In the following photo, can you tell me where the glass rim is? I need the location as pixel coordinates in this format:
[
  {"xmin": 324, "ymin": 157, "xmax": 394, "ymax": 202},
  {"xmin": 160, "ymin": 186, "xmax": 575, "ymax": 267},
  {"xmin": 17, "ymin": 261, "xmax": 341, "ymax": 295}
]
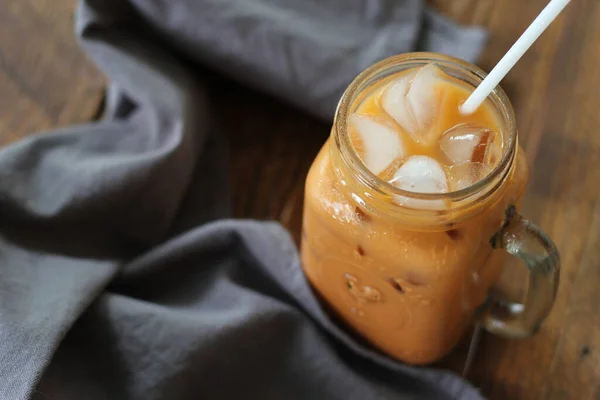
[{"xmin": 333, "ymin": 52, "xmax": 517, "ymax": 202}]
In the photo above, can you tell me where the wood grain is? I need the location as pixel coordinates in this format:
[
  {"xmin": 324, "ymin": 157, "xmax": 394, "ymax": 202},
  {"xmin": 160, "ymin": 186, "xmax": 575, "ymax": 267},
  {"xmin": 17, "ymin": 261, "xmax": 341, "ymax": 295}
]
[
  {"xmin": 213, "ymin": 82, "xmax": 328, "ymax": 245},
  {"xmin": 2, "ymin": 0, "xmax": 599, "ymax": 399},
  {"xmin": 0, "ymin": 0, "xmax": 105, "ymax": 147},
  {"xmin": 428, "ymin": 0, "xmax": 494, "ymax": 26}
]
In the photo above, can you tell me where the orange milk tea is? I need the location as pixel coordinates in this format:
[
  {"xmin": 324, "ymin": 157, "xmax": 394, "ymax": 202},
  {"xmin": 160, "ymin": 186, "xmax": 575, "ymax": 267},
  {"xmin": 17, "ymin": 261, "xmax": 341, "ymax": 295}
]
[{"xmin": 301, "ymin": 63, "xmax": 529, "ymax": 364}]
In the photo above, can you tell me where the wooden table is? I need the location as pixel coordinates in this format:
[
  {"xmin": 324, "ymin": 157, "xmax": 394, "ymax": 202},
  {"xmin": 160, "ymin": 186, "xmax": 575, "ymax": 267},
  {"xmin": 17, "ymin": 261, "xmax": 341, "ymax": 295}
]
[{"xmin": 2, "ymin": 0, "xmax": 599, "ymax": 399}]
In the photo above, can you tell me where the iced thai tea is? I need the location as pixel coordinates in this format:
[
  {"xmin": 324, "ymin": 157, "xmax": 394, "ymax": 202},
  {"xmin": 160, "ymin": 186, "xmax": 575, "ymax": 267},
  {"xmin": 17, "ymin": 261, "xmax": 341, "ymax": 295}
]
[{"xmin": 300, "ymin": 55, "xmax": 541, "ymax": 365}]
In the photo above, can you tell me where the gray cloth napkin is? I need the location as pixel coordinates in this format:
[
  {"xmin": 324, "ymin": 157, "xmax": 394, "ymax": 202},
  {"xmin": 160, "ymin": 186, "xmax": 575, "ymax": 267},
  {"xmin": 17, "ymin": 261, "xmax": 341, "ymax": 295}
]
[{"xmin": 0, "ymin": 0, "xmax": 487, "ymax": 399}]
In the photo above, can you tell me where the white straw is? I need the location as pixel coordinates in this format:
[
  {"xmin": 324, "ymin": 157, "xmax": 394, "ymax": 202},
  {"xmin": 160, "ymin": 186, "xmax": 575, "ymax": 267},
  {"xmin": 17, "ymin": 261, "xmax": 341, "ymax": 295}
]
[{"xmin": 460, "ymin": 0, "xmax": 572, "ymax": 115}]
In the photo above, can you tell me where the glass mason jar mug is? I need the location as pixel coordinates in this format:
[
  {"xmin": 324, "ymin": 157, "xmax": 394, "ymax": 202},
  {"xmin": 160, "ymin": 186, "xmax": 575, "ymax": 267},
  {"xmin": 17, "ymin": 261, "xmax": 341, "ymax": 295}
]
[{"xmin": 300, "ymin": 53, "xmax": 560, "ymax": 365}]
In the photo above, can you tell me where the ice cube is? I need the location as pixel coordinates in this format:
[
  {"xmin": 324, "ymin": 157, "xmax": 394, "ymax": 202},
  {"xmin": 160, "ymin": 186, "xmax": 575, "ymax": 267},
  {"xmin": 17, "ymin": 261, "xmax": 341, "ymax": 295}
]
[
  {"xmin": 488, "ymin": 142, "xmax": 502, "ymax": 165},
  {"xmin": 439, "ymin": 124, "xmax": 495, "ymax": 165},
  {"xmin": 390, "ymin": 155, "xmax": 448, "ymax": 209},
  {"xmin": 382, "ymin": 64, "xmax": 445, "ymax": 145},
  {"xmin": 350, "ymin": 114, "xmax": 405, "ymax": 175},
  {"xmin": 447, "ymin": 162, "xmax": 493, "ymax": 191}
]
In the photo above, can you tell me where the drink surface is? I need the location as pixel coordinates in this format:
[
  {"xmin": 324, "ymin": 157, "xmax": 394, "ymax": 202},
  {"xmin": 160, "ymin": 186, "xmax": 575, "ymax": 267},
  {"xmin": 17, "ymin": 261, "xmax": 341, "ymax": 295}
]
[
  {"xmin": 301, "ymin": 63, "xmax": 529, "ymax": 364},
  {"xmin": 349, "ymin": 64, "xmax": 503, "ymax": 198}
]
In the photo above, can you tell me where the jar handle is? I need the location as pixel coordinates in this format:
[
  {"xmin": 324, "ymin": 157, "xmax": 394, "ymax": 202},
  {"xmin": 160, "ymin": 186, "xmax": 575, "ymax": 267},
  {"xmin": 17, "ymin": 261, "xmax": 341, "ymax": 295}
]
[{"xmin": 480, "ymin": 205, "xmax": 560, "ymax": 338}]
